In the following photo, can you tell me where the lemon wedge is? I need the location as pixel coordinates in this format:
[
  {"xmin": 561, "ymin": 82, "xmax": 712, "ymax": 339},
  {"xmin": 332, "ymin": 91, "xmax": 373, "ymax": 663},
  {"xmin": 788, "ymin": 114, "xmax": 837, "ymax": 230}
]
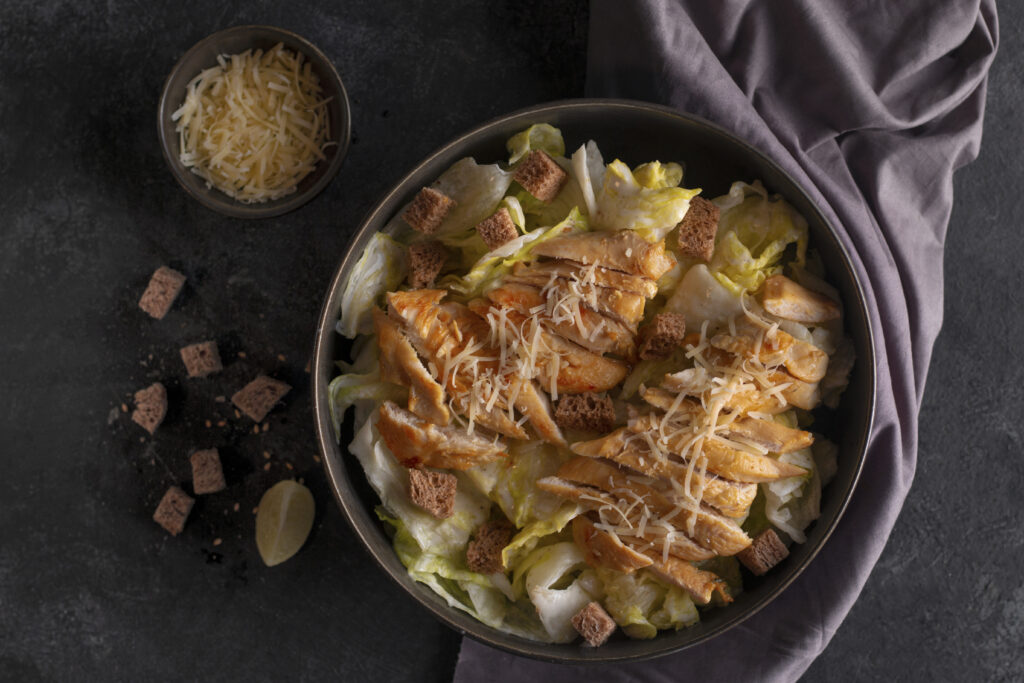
[{"xmin": 256, "ymin": 481, "xmax": 315, "ymax": 567}]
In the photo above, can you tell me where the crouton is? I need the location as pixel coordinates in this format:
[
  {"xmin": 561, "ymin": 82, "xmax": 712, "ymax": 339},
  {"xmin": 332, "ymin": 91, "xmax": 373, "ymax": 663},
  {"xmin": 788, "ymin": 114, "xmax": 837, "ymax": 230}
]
[
  {"xmin": 571, "ymin": 601, "xmax": 616, "ymax": 647},
  {"xmin": 231, "ymin": 375, "xmax": 291, "ymax": 422},
  {"xmin": 676, "ymin": 197, "xmax": 719, "ymax": 262},
  {"xmin": 139, "ymin": 266, "xmax": 186, "ymax": 319},
  {"xmin": 153, "ymin": 485, "xmax": 194, "ymax": 536},
  {"xmin": 408, "ymin": 467, "xmax": 457, "ymax": 519},
  {"xmin": 737, "ymin": 528, "xmax": 789, "ymax": 576},
  {"xmin": 475, "ymin": 208, "xmax": 518, "ymax": 250},
  {"xmin": 402, "ymin": 187, "xmax": 456, "ymax": 234},
  {"xmin": 554, "ymin": 393, "xmax": 615, "ymax": 433},
  {"xmin": 407, "ymin": 240, "xmax": 448, "ymax": 288},
  {"xmin": 513, "ymin": 150, "xmax": 567, "ymax": 202},
  {"xmin": 637, "ymin": 312, "xmax": 687, "ymax": 360},
  {"xmin": 131, "ymin": 382, "xmax": 167, "ymax": 434},
  {"xmin": 190, "ymin": 448, "xmax": 226, "ymax": 495},
  {"xmin": 466, "ymin": 519, "xmax": 514, "ymax": 574},
  {"xmin": 180, "ymin": 340, "xmax": 223, "ymax": 378}
]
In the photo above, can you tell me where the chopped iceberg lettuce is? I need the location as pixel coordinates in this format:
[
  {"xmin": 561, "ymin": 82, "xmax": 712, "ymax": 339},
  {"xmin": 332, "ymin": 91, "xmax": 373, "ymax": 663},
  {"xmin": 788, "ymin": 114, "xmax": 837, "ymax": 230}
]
[
  {"xmin": 500, "ymin": 195, "xmax": 526, "ymax": 230},
  {"xmin": 433, "ymin": 158, "xmax": 513, "ymax": 237},
  {"xmin": 594, "ymin": 160, "xmax": 700, "ymax": 241},
  {"xmin": 597, "ymin": 568, "xmax": 699, "ymax": 639},
  {"xmin": 327, "ymin": 370, "xmax": 406, "ymax": 441},
  {"xmin": 516, "ymin": 542, "xmax": 596, "ymax": 642},
  {"xmin": 763, "ymin": 444, "xmax": 818, "ymax": 543},
  {"xmin": 337, "ymin": 233, "xmax": 407, "ymax": 338},
  {"xmin": 507, "ymin": 123, "xmax": 565, "ymax": 165},
  {"xmin": 570, "ymin": 140, "xmax": 605, "ymax": 217},
  {"xmin": 633, "ymin": 161, "xmax": 683, "ymax": 190},
  {"xmin": 663, "ymin": 263, "xmax": 745, "ymax": 333}
]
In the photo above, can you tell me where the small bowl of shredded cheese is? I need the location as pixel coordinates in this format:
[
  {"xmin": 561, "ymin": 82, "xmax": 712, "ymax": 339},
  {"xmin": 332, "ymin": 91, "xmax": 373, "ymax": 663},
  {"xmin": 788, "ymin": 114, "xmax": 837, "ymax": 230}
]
[{"xmin": 158, "ymin": 25, "xmax": 350, "ymax": 218}]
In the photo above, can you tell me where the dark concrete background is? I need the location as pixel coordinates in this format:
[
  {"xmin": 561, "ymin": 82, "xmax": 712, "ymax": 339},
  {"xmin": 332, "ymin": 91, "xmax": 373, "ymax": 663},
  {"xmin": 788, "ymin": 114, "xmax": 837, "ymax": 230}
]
[{"xmin": 0, "ymin": 1, "xmax": 1018, "ymax": 681}]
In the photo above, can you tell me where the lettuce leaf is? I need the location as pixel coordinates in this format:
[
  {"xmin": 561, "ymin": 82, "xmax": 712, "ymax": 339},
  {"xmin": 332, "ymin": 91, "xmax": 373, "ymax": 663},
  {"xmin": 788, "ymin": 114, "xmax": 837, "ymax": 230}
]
[
  {"xmin": 570, "ymin": 140, "xmax": 605, "ymax": 217},
  {"xmin": 663, "ymin": 263, "xmax": 745, "ymax": 333},
  {"xmin": 597, "ymin": 568, "xmax": 699, "ymax": 639},
  {"xmin": 594, "ymin": 160, "xmax": 700, "ymax": 241},
  {"xmin": 327, "ymin": 371, "xmax": 406, "ymax": 441},
  {"xmin": 633, "ymin": 161, "xmax": 683, "ymax": 190},
  {"xmin": 763, "ymin": 444, "xmax": 818, "ymax": 543},
  {"xmin": 507, "ymin": 123, "xmax": 565, "ymax": 165},
  {"xmin": 337, "ymin": 233, "xmax": 407, "ymax": 338},
  {"xmin": 619, "ymin": 348, "xmax": 691, "ymax": 400},
  {"xmin": 516, "ymin": 542, "xmax": 595, "ymax": 642},
  {"xmin": 433, "ymin": 158, "xmax": 513, "ymax": 237}
]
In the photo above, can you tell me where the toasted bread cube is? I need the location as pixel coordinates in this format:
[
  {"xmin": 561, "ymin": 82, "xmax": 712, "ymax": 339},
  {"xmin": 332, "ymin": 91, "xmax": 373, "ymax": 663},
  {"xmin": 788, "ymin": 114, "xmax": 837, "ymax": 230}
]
[
  {"xmin": 180, "ymin": 340, "xmax": 223, "ymax": 378},
  {"xmin": 513, "ymin": 150, "xmax": 567, "ymax": 202},
  {"xmin": 139, "ymin": 266, "xmax": 186, "ymax": 319},
  {"xmin": 637, "ymin": 312, "xmax": 687, "ymax": 360},
  {"xmin": 408, "ymin": 468, "xmax": 457, "ymax": 519},
  {"xmin": 466, "ymin": 519, "xmax": 514, "ymax": 574},
  {"xmin": 571, "ymin": 601, "xmax": 617, "ymax": 647},
  {"xmin": 554, "ymin": 393, "xmax": 615, "ymax": 433},
  {"xmin": 737, "ymin": 528, "xmax": 789, "ymax": 576},
  {"xmin": 132, "ymin": 382, "xmax": 168, "ymax": 434},
  {"xmin": 153, "ymin": 485, "xmax": 194, "ymax": 536},
  {"xmin": 407, "ymin": 240, "xmax": 449, "ymax": 289},
  {"xmin": 676, "ymin": 197, "xmax": 719, "ymax": 262},
  {"xmin": 476, "ymin": 208, "xmax": 518, "ymax": 250},
  {"xmin": 231, "ymin": 375, "xmax": 291, "ymax": 422},
  {"xmin": 190, "ymin": 448, "xmax": 226, "ymax": 495},
  {"xmin": 402, "ymin": 187, "xmax": 456, "ymax": 234}
]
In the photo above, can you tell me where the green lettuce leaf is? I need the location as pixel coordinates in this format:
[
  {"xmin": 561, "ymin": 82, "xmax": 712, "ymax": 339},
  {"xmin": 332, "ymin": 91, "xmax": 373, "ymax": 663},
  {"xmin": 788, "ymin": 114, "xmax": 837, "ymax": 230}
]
[
  {"xmin": 633, "ymin": 161, "xmax": 683, "ymax": 189},
  {"xmin": 327, "ymin": 370, "xmax": 406, "ymax": 441},
  {"xmin": 507, "ymin": 123, "xmax": 565, "ymax": 165},
  {"xmin": 597, "ymin": 568, "xmax": 699, "ymax": 639},
  {"xmin": 763, "ymin": 442, "xmax": 818, "ymax": 544},
  {"xmin": 594, "ymin": 159, "xmax": 700, "ymax": 241},
  {"xmin": 570, "ymin": 140, "xmax": 605, "ymax": 217},
  {"xmin": 663, "ymin": 263, "xmax": 746, "ymax": 333},
  {"xmin": 433, "ymin": 158, "xmax": 514, "ymax": 237},
  {"xmin": 515, "ymin": 542, "xmax": 595, "ymax": 642},
  {"xmin": 337, "ymin": 233, "xmax": 407, "ymax": 338}
]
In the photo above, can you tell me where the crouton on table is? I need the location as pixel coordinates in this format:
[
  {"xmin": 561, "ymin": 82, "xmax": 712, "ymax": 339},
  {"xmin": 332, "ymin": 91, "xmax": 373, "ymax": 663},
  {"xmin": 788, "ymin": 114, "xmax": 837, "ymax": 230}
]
[
  {"xmin": 231, "ymin": 375, "xmax": 291, "ymax": 422},
  {"xmin": 139, "ymin": 266, "xmax": 186, "ymax": 319},
  {"xmin": 153, "ymin": 485, "xmax": 194, "ymax": 536},
  {"xmin": 190, "ymin": 448, "xmax": 226, "ymax": 495},
  {"xmin": 180, "ymin": 340, "xmax": 223, "ymax": 378},
  {"xmin": 132, "ymin": 382, "xmax": 167, "ymax": 435}
]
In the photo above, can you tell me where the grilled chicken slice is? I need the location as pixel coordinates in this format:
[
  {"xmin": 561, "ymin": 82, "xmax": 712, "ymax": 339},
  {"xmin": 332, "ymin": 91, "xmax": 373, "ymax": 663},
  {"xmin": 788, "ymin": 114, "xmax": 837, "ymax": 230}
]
[
  {"xmin": 486, "ymin": 283, "xmax": 637, "ymax": 357},
  {"xmin": 642, "ymin": 553, "xmax": 732, "ymax": 605},
  {"xmin": 511, "ymin": 378, "xmax": 565, "ymax": 445},
  {"xmin": 530, "ymin": 230, "xmax": 676, "ymax": 281},
  {"xmin": 377, "ymin": 401, "xmax": 508, "ymax": 470},
  {"xmin": 511, "ymin": 260, "xmax": 658, "ymax": 298},
  {"xmin": 570, "ymin": 428, "xmax": 757, "ymax": 517},
  {"xmin": 722, "ymin": 416, "xmax": 814, "ymax": 454},
  {"xmin": 572, "ymin": 515, "xmax": 653, "ymax": 573},
  {"xmin": 627, "ymin": 413, "xmax": 808, "ymax": 483},
  {"xmin": 506, "ymin": 265, "xmax": 648, "ymax": 327},
  {"xmin": 555, "ymin": 458, "xmax": 752, "ymax": 556},
  {"xmin": 710, "ymin": 325, "xmax": 829, "ymax": 383},
  {"xmin": 373, "ymin": 308, "xmax": 450, "ymax": 426},
  {"xmin": 761, "ymin": 274, "xmax": 840, "ymax": 323},
  {"xmin": 535, "ymin": 477, "xmax": 715, "ymax": 561},
  {"xmin": 658, "ymin": 368, "xmax": 821, "ymax": 414},
  {"xmin": 468, "ymin": 300, "xmax": 629, "ymax": 394}
]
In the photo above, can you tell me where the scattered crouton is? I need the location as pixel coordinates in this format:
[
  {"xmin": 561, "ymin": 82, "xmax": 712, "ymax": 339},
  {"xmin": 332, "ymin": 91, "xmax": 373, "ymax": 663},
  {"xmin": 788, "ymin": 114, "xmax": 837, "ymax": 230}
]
[
  {"xmin": 179, "ymin": 340, "xmax": 223, "ymax": 378},
  {"xmin": 637, "ymin": 312, "xmax": 687, "ymax": 360},
  {"xmin": 466, "ymin": 519, "xmax": 514, "ymax": 574},
  {"xmin": 231, "ymin": 375, "xmax": 291, "ymax": 422},
  {"xmin": 571, "ymin": 601, "xmax": 617, "ymax": 647},
  {"xmin": 513, "ymin": 150, "xmax": 567, "ymax": 202},
  {"xmin": 190, "ymin": 448, "xmax": 226, "ymax": 495},
  {"xmin": 407, "ymin": 240, "xmax": 449, "ymax": 288},
  {"xmin": 676, "ymin": 197, "xmax": 719, "ymax": 262},
  {"xmin": 402, "ymin": 187, "xmax": 456, "ymax": 234},
  {"xmin": 554, "ymin": 393, "xmax": 615, "ymax": 433},
  {"xmin": 153, "ymin": 485, "xmax": 194, "ymax": 536},
  {"xmin": 737, "ymin": 528, "xmax": 789, "ymax": 576},
  {"xmin": 408, "ymin": 468, "xmax": 457, "ymax": 519},
  {"xmin": 131, "ymin": 382, "xmax": 168, "ymax": 434},
  {"xmin": 139, "ymin": 266, "xmax": 186, "ymax": 319},
  {"xmin": 475, "ymin": 208, "xmax": 518, "ymax": 250}
]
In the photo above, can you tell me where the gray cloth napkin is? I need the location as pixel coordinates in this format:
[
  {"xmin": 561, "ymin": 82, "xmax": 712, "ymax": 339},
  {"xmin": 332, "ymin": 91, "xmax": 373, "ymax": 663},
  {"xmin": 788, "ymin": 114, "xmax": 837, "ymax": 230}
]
[{"xmin": 455, "ymin": 1, "xmax": 997, "ymax": 680}]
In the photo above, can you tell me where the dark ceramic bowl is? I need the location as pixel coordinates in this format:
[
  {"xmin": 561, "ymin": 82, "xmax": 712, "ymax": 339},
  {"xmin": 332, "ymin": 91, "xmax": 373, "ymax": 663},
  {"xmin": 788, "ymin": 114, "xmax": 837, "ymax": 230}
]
[
  {"xmin": 312, "ymin": 99, "xmax": 875, "ymax": 662},
  {"xmin": 157, "ymin": 25, "xmax": 351, "ymax": 219}
]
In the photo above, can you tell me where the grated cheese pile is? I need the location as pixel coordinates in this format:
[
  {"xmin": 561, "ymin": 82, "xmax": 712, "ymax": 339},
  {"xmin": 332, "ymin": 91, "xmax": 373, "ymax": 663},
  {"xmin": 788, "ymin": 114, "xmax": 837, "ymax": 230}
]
[{"xmin": 171, "ymin": 43, "xmax": 333, "ymax": 203}]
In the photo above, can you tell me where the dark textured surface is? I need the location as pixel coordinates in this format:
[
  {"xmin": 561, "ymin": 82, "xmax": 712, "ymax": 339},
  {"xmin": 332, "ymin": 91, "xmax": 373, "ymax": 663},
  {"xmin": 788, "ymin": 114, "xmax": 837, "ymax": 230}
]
[{"xmin": 0, "ymin": 1, "xmax": 1018, "ymax": 682}]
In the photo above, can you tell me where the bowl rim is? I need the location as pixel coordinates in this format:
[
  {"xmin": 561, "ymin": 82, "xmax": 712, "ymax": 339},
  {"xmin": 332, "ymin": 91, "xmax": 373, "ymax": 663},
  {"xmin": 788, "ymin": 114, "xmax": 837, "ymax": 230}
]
[
  {"xmin": 156, "ymin": 24, "xmax": 352, "ymax": 219},
  {"xmin": 312, "ymin": 98, "xmax": 876, "ymax": 663}
]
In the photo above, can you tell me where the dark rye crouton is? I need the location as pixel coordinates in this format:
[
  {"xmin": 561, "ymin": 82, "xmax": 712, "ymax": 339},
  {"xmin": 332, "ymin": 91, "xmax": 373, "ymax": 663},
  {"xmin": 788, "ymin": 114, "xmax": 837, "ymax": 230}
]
[
  {"xmin": 475, "ymin": 208, "xmax": 518, "ymax": 250},
  {"xmin": 231, "ymin": 375, "xmax": 291, "ymax": 422},
  {"xmin": 513, "ymin": 150, "xmax": 567, "ymax": 202},
  {"xmin": 571, "ymin": 601, "xmax": 617, "ymax": 647},
  {"xmin": 637, "ymin": 312, "xmax": 687, "ymax": 360},
  {"xmin": 139, "ymin": 266, "xmax": 186, "ymax": 319},
  {"xmin": 466, "ymin": 518, "xmax": 514, "ymax": 574},
  {"xmin": 407, "ymin": 240, "xmax": 448, "ymax": 288},
  {"xmin": 402, "ymin": 187, "xmax": 456, "ymax": 234},
  {"xmin": 180, "ymin": 340, "xmax": 223, "ymax": 378},
  {"xmin": 132, "ymin": 382, "xmax": 168, "ymax": 434},
  {"xmin": 676, "ymin": 196, "xmax": 719, "ymax": 262},
  {"xmin": 737, "ymin": 528, "xmax": 789, "ymax": 576},
  {"xmin": 153, "ymin": 485, "xmax": 194, "ymax": 536},
  {"xmin": 408, "ymin": 468, "xmax": 457, "ymax": 519},
  {"xmin": 554, "ymin": 393, "xmax": 615, "ymax": 433},
  {"xmin": 190, "ymin": 448, "xmax": 226, "ymax": 495}
]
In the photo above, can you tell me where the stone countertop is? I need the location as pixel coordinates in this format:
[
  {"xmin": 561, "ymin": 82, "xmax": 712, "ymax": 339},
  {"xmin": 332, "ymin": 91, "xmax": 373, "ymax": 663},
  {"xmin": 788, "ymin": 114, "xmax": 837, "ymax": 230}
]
[{"xmin": 0, "ymin": 2, "xmax": 1019, "ymax": 681}]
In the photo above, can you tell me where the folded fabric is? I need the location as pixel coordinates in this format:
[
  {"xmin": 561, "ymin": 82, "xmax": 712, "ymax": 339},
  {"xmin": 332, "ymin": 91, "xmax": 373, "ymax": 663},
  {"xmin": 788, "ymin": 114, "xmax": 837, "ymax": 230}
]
[{"xmin": 455, "ymin": 1, "xmax": 997, "ymax": 680}]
